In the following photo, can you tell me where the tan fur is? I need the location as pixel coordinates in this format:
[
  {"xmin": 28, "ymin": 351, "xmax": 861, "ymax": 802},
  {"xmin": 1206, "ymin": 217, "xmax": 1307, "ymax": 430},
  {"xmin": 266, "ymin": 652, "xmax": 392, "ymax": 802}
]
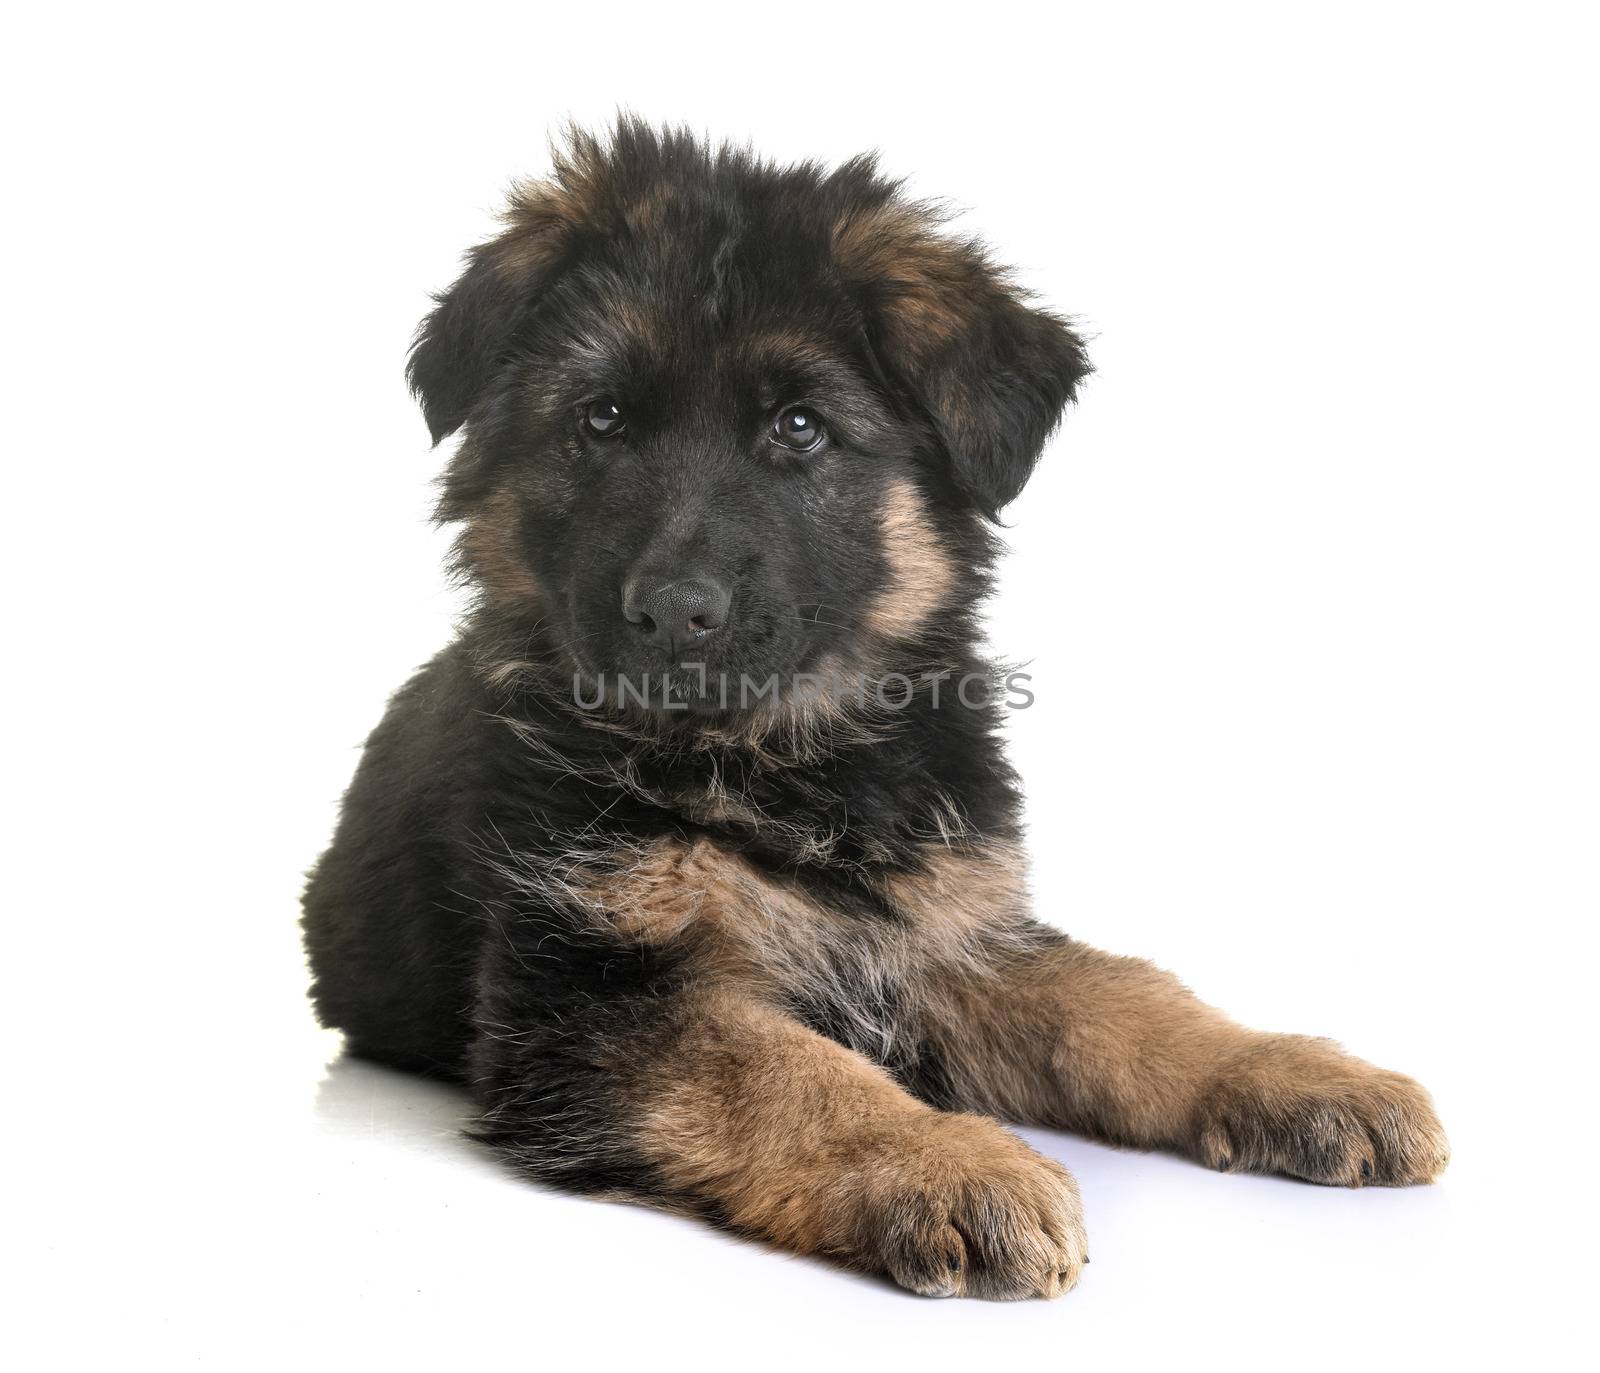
[
  {"xmin": 504, "ymin": 800, "xmax": 1447, "ymax": 1193},
  {"xmin": 568, "ymin": 833, "xmax": 1033, "ymax": 999},
  {"xmin": 488, "ymin": 179, "xmax": 585, "ymax": 281},
  {"xmin": 487, "ymin": 157, "xmax": 675, "ymax": 282},
  {"xmin": 922, "ymin": 936, "xmax": 1448, "ymax": 1185},
  {"xmin": 874, "ymin": 839, "xmax": 1029, "ymax": 959},
  {"xmin": 833, "ymin": 206, "xmax": 970, "ymax": 344},
  {"xmin": 574, "ymin": 836, "xmax": 802, "ymax": 953},
  {"xmin": 737, "ymin": 325, "xmax": 840, "ymax": 371},
  {"xmin": 637, "ymin": 990, "xmax": 1086, "ymax": 1297},
  {"xmin": 622, "ymin": 179, "xmax": 674, "ymax": 235},
  {"xmin": 564, "ymin": 838, "xmax": 877, "ymax": 1032},
  {"xmin": 1189, "ymin": 1032, "xmax": 1451, "ymax": 1185},
  {"xmin": 458, "ymin": 482, "xmax": 544, "ymax": 607},
  {"xmin": 923, "ymin": 938, "xmax": 1238, "ymax": 1131},
  {"xmin": 865, "ymin": 479, "xmax": 957, "ymax": 639},
  {"xmin": 547, "ymin": 820, "xmax": 1441, "ymax": 1300},
  {"xmin": 832, "ymin": 202, "xmax": 1048, "ymax": 474}
]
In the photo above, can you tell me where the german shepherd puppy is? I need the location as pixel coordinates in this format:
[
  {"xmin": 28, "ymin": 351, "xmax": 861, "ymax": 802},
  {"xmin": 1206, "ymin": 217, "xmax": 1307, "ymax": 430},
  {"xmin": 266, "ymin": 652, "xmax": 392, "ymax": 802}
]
[{"xmin": 303, "ymin": 121, "xmax": 1448, "ymax": 1299}]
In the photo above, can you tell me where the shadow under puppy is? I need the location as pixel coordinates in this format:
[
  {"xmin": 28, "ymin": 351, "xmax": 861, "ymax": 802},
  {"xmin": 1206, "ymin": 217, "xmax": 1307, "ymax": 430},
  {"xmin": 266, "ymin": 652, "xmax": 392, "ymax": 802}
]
[{"xmin": 302, "ymin": 121, "xmax": 1448, "ymax": 1300}]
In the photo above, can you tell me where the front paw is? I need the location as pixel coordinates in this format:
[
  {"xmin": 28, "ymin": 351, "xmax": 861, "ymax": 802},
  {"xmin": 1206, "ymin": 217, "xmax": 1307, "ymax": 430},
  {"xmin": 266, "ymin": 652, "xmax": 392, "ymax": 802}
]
[
  {"xmin": 1193, "ymin": 1035, "xmax": 1449, "ymax": 1187},
  {"xmin": 856, "ymin": 1114, "xmax": 1088, "ymax": 1300}
]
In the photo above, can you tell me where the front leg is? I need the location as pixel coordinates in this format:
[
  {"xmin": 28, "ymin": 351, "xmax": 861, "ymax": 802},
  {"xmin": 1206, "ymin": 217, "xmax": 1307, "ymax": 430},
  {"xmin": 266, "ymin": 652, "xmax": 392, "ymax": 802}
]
[
  {"xmin": 471, "ymin": 930, "xmax": 1087, "ymax": 1299},
  {"xmin": 927, "ymin": 933, "xmax": 1449, "ymax": 1187}
]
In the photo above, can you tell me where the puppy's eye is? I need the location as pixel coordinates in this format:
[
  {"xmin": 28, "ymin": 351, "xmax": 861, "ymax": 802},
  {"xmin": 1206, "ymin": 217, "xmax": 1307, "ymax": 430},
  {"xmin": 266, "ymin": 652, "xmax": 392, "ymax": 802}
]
[
  {"xmin": 772, "ymin": 406, "xmax": 825, "ymax": 452},
  {"xmin": 584, "ymin": 398, "xmax": 626, "ymax": 437}
]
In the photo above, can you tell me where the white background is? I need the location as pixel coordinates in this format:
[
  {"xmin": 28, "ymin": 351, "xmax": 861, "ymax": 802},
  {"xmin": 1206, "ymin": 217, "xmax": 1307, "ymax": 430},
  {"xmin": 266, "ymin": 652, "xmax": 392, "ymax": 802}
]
[{"xmin": 7, "ymin": 2, "xmax": 1596, "ymax": 1368}]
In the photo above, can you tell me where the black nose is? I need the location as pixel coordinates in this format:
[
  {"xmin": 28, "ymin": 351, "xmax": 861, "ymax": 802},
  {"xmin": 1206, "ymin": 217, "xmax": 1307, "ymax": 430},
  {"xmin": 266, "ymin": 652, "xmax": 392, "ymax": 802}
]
[{"xmin": 622, "ymin": 575, "xmax": 733, "ymax": 658}]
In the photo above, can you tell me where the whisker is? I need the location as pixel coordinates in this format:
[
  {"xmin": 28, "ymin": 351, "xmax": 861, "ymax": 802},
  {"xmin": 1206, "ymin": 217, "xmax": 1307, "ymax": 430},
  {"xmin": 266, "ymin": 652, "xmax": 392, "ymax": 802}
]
[
  {"xmin": 783, "ymin": 614, "xmax": 853, "ymax": 632},
  {"xmin": 790, "ymin": 601, "xmax": 857, "ymax": 628}
]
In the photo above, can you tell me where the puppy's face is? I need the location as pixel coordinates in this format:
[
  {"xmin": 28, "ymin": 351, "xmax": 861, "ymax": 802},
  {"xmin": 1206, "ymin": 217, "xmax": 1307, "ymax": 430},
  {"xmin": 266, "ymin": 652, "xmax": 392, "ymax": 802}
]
[
  {"xmin": 474, "ymin": 275, "xmax": 925, "ymax": 702},
  {"xmin": 409, "ymin": 125, "xmax": 1089, "ymax": 709}
]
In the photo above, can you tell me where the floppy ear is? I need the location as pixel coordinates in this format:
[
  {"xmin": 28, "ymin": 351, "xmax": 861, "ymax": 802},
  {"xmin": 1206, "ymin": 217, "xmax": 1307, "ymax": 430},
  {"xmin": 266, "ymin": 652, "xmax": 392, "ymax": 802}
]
[
  {"xmin": 837, "ymin": 205, "xmax": 1091, "ymax": 517},
  {"xmin": 407, "ymin": 183, "xmax": 579, "ymax": 444}
]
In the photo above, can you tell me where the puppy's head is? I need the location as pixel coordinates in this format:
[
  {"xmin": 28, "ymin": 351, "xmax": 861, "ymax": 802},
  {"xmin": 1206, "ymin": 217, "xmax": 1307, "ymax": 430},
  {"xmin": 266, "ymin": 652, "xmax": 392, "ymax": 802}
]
[{"xmin": 410, "ymin": 121, "xmax": 1089, "ymax": 709}]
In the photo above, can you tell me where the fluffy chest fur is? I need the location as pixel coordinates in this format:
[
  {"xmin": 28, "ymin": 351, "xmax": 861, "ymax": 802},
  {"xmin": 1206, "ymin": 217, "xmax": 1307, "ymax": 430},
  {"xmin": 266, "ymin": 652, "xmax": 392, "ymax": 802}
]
[
  {"xmin": 471, "ymin": 700, "xmax": 1039, "ymax": 1078},
  {"xmin": 496, "ymin": 828, "xmax": 1034, "ymax": 1078}
]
